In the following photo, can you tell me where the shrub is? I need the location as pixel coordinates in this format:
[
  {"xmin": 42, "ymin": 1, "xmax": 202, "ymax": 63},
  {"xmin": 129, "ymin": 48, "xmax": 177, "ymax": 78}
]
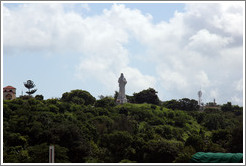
[
  {"xmin": 185, "ymin": 135, "xmax": 204, "ymax": 152},
  {"xmin": 35, "ymin": 95, "xmax": 44, "ymax": 100},
  {"xmin": 174, "ymin": 146, "xmax": 196, "ymax": 163},
  {"xmin": 61, "ymin": 90, "xmax": 96, "ymax": 106}
]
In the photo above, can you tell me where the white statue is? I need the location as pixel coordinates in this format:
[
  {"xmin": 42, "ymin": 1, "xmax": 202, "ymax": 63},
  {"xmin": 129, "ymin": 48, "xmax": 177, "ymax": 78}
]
[{"xmin": 117, "ymin": 73, "xmax": 127, "ymax": 104}]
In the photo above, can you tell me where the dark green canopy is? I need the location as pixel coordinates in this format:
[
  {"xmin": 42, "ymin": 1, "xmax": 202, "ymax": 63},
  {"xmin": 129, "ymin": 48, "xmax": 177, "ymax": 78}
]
[{"xmin": 190, "ymin": 152, "xmax": 243, "ymax": 163}]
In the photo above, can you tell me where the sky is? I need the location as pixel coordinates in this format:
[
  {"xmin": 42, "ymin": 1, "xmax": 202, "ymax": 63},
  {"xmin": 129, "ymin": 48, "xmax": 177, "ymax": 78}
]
[{"xmin": 2, "ymin": 2, "xmax": 245, "ymax": 106}]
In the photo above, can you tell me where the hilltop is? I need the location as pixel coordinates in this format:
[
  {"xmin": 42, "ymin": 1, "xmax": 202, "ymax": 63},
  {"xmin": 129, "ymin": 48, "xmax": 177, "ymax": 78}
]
[{"xmin": 3, "ymin": 89, "xmax": 243, "ymax": 163}]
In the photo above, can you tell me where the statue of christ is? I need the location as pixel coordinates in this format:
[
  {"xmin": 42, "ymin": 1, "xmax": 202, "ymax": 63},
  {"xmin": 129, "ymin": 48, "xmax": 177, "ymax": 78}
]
[{"xmin": 117, "ymin": 73, "xmax": 127, "ymax": 104}]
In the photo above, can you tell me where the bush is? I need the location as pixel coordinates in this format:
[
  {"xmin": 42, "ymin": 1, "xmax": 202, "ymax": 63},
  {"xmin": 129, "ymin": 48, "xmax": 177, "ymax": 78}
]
[
  {"xmin": 28, "ymin": 143, "xmax": 69, "ymax": 163},
  {"xmin": 143, "ymin": 138, "xmax": 184, "ymax": 163},
  {"xmin": 221, "ymin": 102, "xmax": 233, "ymax": 112},
  {"xmin": 100, "ymin": 131, "xmax": 133, "ymax": 162},
  {"xmin": 133, "ymin": 88, "xmax": 160, "ymax": 105},
  {"xmin": 154, "ymin": 125, "xmax": 173, "ymax": 139},
  {"xmin": 19, "ymin": 95, "xmax": 33, "ymax": 100},
  {"xmin": 174, "ymin": 146, "xmax": 196, "ymax": 163},
  {"xmin": 228, "ymin": 124, "xmax": 243, "ymax": 153},
  {"xmin": 46, "ymin": 98, "xmax": 59, "ymax": 104},
  {"xmin": 203, "ymin": 113, "xmax": 226, "ymax": 130},
  {"xmin": 61, "ymin": 89, "xmax": 96, "ymax": 105},
  {"xmin": 118, "ymin": 107, "xmax": 128, "ymax": 116},
  {"xmin": 49, "ymin": 104, "xmax": 59, "ymax": 113},
  {"xmin": 95, "ymin": 97, "xmax": 116, "ymax": 107},
  {"xmin": 185, "ymin": 135, "xmax": 204, "ymax": 152},
  {"xmin": 35, "ymin": 95, "xmax": 44, "ymax": 100}
]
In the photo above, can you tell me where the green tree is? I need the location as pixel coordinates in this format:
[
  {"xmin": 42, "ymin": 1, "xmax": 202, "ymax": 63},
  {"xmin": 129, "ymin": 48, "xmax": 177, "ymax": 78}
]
[
  {"xmin": 174, "ymin": 146, "xmax": 196, "ymax": 163},
  {"xmin": 126, "ymin": 95, "xmax": 135, "ymax": 103},
  {"xmin": 143, "ymin": 138, "xmax": 183, "ymax": 163},
  {"xmin": 163, "ymin": 99, "xmax": 181, "ymax": 110},
  {"xmin": 133, "ymin": 88, "xmax": 160, "ymax": 105},
  {"xmin": 154, "ymin": 125, "xmax": 173, "ymax": 139},
  {"xmin": 221, "ymin": 102, "xmax": 233, "ymax": 112},
  {"xmin": 179, "ymin": 98, "xmax": 199, "ymax": 111},
  {"xmin": 185, "ymin": 135, "xmax": 204, "ymax": 152},
  {"xmin": 95, "ymin": 97, "xmax": 116, "ymax": 107},
  {"xmin": 211, "ymin": 129, "xmax": 231, "ymax": 150},
  {"xmin": 90, "ymin": 116, "xmax": 114, "ymax": 135},
  {"xmin": 4, "ymin": 146, "xmax": 30, "ymax": 163},
  {"xmin": 163, "ymin": 98, "xmax": 199, "ymax": 111},
  {"xmin": 228, "ymin": 124, "xmax": 243, "ymax": 153},
  {"xmin": 35, "ymin": 95, "xmax": 44, "ymax": 100},
  {"xmin": 28, "ymin": 143, "xmax": 69, "ymax": 163},
  {"xmin": 61, "ymin": 89, "xmax": 96, "ymax": 105},
  {"xmin": 100, "ymin": 131, "xmax": 134, "ymax": 162},
  {"xmin": 3, "ymin": 91, "xmax": 243, "ymax": 163},
  {"xmin": 24, "ymin": 80, "xmax": 37, "ymax": 96},
  {"xmin": 204, "ymin": 113, "xmax": 226, "ymax": 130},
  {"xmin": 114, "ymin": 91, "xmax": 119, "ymax": 101},
  {"xmin": 4, "ymin": 133, "xmax": 28, "ymax": 148}
]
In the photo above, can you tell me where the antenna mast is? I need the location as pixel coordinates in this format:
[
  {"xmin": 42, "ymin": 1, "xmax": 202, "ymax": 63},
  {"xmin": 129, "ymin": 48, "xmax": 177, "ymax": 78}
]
[{"xmin": 198, "ymin": 90, "xmax": 202, "ymax": 110}]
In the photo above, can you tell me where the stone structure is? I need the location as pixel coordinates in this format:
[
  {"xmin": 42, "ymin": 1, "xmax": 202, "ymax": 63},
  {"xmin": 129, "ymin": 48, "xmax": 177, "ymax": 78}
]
[
  {"xmin": 117, "ymin": 73, "xmax": 127, "ymax": 104},
  {"xmin": 3, "ymin": 86, "xmax": 16, "ymax": 100},
  {"xmin": 204, "ymin": 99, "xmax": 221, "ymax": 110}
]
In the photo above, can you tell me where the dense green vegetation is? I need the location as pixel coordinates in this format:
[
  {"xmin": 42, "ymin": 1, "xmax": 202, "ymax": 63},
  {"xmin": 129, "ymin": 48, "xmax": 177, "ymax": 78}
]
[{"xmin": 3, "ymin": 89, "xmax": 243, "ymax": 163}]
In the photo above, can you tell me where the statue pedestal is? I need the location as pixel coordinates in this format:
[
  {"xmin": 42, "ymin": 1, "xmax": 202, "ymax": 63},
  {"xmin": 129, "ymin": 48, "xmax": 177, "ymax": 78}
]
[{"xmin": 116, "ymin": 95, "xmax": 127, "ymax": 104}]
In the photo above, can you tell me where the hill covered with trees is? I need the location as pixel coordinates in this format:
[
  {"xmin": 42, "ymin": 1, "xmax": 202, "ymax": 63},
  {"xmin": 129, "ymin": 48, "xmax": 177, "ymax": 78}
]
[{"xmin": 3, "ymin": 89, "xmax": 243, "ymax": 163}]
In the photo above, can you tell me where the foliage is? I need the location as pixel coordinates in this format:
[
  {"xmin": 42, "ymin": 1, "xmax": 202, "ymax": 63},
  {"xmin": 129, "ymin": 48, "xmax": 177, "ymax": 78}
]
[
  {"xmin": 95, "ymin": 97, "xmax": 116, "ymax": 107},
  {"xmin": 221, "ymin": 102, "xmax": 243, "ymax": 113},
  {"xmin": 185, "ymin": 135, "xmax": 204, "ymax": 152},
  {"xmin": 211, "ymin": 129, "xmax": 231, "ymax": 149},
  {"xmin": 61, "ymin": 89, "xmax": 96, "ymax": 105},
  {"xmin": 133, "ymin": 88, "xmax": 160, "ymax": 105},
  {"xmin": 3, "ymin": 91, "xmax": 243, "ymax": 163},
  {"xmin": 100, "ymin": 131, "xmax": 134, "ymax": 162},
  {"xmin": 35, "ymin": 95, "xmax": 44, "ymax": 100},
  {"xmin": 221, "ymin": 102, "xmax": 233, "ymax": 112},
  {"xmin": 143, "ymin": 138, "xmax": 184, "ymax": 162},
  {"xmin": 174, "ymin": 146, "xmax": 196, "ymax": 163},
  {"xmin": 163, "ymin": 98, "xmax": 199, "ymax": 111},
  {"xmin": 228, "ymin": 124, "xmax": 243, "ymax": 153},
  {"xmin": 24, "ymin": 80, "xmax": 37, "ymax": 96},
  {"xmin": 27, "ymin": 143, "xmax": 69, "ymax": 163}
]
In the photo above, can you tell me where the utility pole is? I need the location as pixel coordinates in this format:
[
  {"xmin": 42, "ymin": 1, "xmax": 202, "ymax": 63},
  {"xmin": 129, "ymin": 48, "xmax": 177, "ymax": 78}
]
[{"xmin": 49, "ymin": 145, "xmax": 55, "ymax": 163}]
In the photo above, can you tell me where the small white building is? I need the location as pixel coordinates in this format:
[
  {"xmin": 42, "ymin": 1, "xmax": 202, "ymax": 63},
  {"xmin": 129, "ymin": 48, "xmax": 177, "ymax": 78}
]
[{"xmin": 3, "ymin": 86, "xmax": 16, "ymax": 100}]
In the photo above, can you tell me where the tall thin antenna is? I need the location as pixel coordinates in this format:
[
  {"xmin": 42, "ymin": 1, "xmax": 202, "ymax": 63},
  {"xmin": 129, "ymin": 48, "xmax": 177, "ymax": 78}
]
[{"xmin": 198, "ymin": 90, "xmax": 202, "ymax": 110}]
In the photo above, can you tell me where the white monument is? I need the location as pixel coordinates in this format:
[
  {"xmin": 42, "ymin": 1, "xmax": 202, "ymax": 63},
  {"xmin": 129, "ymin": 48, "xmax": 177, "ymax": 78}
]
[{"xmin": 117, "ymin": 73, "xmax": 127, "ymax": 104}]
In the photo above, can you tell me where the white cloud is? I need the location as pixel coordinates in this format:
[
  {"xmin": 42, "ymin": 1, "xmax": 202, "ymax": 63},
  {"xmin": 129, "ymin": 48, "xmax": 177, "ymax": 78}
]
[
  {"xmin": 3, "ymin": 3, "xmax": 244, "ymax": 105},
  {"xmin": 122, "ymin": 67, "xmax": 156, "ymax": 94},
  {"xmin": 209, "ymin": 89, "xmax": 219, "ymax": 99},
  {"xmin": 195, "ymin": 71, "xmax": 210, "ymax": 88},
  {"xmin": 212, "ymin": 2, "xmax": 244, "ymax": 37},
  {"xmin": 148, "ymin": 3, "xmax": 244, "ymax": 104},
  {"xmin": 234, "ymin": 79, "xmax": 243, "ymax": 92},
  {"xmin": 157, "ymin": 67, "xmax": 188, "ymax": 91},
  {"xmin": 183, "ymin": 2, "xmax": 244, "ymax": 38},
  {"xmin": 186, "ymin": 29, "xmax": 233, "ymax": 56},
  {"xmin": 231, "ymin": 95, "xmax": 243, "ymax": 105}
]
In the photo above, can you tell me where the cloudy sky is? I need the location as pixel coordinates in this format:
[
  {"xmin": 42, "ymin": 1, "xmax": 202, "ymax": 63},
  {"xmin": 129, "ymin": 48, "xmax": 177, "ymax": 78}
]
[{"xmin": 2, "ymin": 2, "xmax": 245, "ymax": 106}]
